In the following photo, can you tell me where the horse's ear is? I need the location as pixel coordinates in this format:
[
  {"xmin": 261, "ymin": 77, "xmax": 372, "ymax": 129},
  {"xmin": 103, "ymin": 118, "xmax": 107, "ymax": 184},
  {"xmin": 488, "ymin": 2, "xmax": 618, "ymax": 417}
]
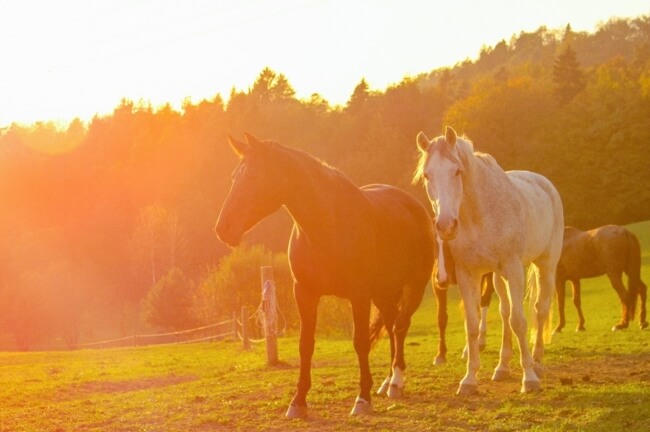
[
  {"xmin": 244, "ymin": 132, "xmax": 263, "ymax": 149},
  {"xmin": 228, "ymin": 135, "xmax": 249, "ymax": 158},
  {"xmin": 445, "ymin": 126, "xmax": 457, "ymax": 146},
  {"xmin": 417, "ymin": 132, "xmax": 430, "ymax": 152}
]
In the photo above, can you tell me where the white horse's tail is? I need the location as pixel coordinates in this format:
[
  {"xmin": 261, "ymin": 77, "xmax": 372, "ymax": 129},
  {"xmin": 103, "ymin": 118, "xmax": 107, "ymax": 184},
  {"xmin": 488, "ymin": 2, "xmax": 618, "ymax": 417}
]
[{"xmin": 526, "ymin": 264, "xmax": 553, "ymax": 345}]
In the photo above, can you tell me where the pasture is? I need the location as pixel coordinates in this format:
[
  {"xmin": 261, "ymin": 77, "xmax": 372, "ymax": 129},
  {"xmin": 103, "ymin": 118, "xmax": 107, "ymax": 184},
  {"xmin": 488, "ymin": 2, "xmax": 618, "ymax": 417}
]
[{"xmin": 2, "ymin": 222, "xmax": 650, "ymax": 431}]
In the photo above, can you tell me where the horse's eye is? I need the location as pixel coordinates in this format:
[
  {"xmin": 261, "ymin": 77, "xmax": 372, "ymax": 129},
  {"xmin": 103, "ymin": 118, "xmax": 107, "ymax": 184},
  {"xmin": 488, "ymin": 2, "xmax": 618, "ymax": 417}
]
[{"xmin": 455, "ymin": 169, "xmax": 462, "ymax": 177}]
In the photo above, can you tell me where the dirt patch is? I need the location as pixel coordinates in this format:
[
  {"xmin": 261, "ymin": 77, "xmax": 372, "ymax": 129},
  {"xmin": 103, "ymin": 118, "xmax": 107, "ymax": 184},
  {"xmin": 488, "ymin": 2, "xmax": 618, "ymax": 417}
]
[
  {"xmin": 65, "ymin": 374, "xmax": 197, "ymax": 396},
  {"xmin": 546, "ymin": 352, "xmax": 650, "ymax": 386}
]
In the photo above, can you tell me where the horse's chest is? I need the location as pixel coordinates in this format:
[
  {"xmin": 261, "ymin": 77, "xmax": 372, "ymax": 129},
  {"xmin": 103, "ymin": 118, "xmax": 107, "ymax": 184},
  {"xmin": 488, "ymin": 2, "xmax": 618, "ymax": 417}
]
[{"xmin": 449, "ymin": 238, "xmax": 500, "ymax": 273}]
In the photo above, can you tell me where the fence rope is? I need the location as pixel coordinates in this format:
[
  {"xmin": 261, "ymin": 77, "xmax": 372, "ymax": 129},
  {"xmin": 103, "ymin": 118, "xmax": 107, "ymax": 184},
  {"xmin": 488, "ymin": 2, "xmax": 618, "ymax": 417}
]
[{"xmin": 77, "ymin": 318, "xmax": 236, "ymax": 349}]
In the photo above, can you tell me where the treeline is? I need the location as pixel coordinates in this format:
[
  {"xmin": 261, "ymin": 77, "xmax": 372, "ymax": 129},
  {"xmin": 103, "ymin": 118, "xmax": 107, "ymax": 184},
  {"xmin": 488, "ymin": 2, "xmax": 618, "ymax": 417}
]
[{"xmin": 0, "ymin": 16, "xmax": 648, "ymax": 349}]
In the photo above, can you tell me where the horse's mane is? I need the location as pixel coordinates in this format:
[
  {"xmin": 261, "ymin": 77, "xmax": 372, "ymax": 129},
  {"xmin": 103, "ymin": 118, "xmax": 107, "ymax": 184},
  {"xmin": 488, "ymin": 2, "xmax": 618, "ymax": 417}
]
[
  {"xmin": 412, "ymin": 135, "xmax": 498, "ymax": 184},
  {"xmin": 266, "ymin": 140, "xmax": 357, "ymax": 189},
  {"xmin": 455, "ymin": 137, "xmax": 498, "ymax": 171}
]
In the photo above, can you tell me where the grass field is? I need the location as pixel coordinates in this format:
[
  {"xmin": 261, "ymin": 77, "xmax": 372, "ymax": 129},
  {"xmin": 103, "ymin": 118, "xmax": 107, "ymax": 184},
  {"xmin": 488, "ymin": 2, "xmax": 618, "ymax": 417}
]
[{"xmin": 2, "ymin": 222, "xmax": 650, "ymax": 431}]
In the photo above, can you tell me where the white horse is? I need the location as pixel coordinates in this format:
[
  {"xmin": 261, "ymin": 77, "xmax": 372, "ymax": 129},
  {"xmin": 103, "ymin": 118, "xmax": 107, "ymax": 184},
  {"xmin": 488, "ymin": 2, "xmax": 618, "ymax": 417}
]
[{"xmin": 415, "ymin": 126, "xmax": 564, "ymax": 394}]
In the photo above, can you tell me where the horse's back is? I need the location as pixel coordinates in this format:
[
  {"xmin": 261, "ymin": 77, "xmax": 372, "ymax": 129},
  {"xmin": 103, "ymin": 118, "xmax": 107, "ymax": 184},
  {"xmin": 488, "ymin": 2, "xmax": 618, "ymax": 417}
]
[
  {"xmin": 591, "ymin": 225, "xmax": 638, "ymax": 274},
  {"xmin": 560, "ymin": 225, "xmax": 634, "ymax": 278},
  {"xmin": 289, "ymin": 184, "xmax": 433, "ymax": 298},
  {"xmin": 560, "ymin": 227, "xmax": 602, "ymax": 278}
]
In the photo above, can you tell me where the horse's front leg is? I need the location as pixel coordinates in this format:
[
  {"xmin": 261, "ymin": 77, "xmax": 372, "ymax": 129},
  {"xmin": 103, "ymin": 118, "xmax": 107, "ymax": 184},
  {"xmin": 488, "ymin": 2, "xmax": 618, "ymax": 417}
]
[
  {"xmin": 554, "ymin": 276, "xmax": 567, "ymax": 334},
  {"xmin": 350, "ymin": 298, "xmax": 373, "ymax": 415},
  {"xmin": 286, "ymin": 286, "xmax": 319, "ymax": 419},
  {"xmin": 456, "ymin": 271, "xmax": 483, "ymax": 395},
  {"xmin": 492, "ymin": 273, "xmax": 513, "ymax": 381}
]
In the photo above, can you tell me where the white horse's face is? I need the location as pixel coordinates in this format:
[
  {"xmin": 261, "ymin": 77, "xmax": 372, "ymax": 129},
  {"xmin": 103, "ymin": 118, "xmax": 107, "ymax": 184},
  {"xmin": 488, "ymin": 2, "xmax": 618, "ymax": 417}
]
[{"xmin": 417, "ymin": 127, "xmax": 463, "ymax": 241}]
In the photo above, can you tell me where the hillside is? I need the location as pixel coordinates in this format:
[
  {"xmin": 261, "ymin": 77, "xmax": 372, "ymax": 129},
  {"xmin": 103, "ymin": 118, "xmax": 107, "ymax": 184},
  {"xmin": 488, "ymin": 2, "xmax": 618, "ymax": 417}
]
[{"xmin": 0, "ymin": 15, "xmax": 649, "ymax": 349}]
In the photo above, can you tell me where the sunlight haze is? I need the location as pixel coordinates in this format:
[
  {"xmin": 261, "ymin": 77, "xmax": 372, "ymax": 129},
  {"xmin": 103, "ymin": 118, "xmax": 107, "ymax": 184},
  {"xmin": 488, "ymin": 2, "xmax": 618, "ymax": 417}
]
[{"xmin": 1, "ymin": 0, "xmax": 648, "ymax": 126}]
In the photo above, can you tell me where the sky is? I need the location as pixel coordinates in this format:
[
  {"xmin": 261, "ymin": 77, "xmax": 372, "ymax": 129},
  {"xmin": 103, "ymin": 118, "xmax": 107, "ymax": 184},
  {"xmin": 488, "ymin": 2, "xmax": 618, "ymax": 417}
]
[{"xmin": 1, "ymin": 0, "xmax": 648, "ymax": 127}]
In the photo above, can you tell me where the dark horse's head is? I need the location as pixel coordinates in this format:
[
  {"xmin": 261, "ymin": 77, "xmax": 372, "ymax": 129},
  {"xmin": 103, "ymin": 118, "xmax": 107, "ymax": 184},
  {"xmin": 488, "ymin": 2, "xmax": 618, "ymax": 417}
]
[{"xmin": 215, "ymin": 133, "xmax": 286, "ymax": 247}]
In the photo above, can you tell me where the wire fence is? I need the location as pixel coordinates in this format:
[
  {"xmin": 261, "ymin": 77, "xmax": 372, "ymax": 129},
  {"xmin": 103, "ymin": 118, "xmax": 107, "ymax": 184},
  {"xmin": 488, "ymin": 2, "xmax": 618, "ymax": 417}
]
[
  {"xmin": 77, "ymin": 318, "xmax": 237, "ymax": 350},
  {"xmin": 1, "ymin": 269, "xmax": 288, "ymax": 353},
  {"xmin": 74, "ymin": 294, "xmax": 287, "ymax": 350}
]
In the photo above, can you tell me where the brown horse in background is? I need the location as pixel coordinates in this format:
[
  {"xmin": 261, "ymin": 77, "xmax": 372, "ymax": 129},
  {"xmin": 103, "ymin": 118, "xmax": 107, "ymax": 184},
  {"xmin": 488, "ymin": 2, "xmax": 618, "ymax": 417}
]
[{"xmin": 555, "ymin": 225, "xmax": 648, "ymax": 332}]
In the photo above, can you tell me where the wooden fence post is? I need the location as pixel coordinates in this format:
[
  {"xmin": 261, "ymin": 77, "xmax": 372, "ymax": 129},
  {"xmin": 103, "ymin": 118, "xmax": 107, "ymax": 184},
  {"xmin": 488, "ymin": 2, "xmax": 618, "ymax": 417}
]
[
  {"xmin": 232, "ymin": 311, "xmax": 238, "ymax": 342},
  {"xmin": 241, "ymin": 306, "xmax": 251, "ymax": 350},
  {"xmin": 261, "ymin": 266, "xmax": 278, "ymax": 365}
]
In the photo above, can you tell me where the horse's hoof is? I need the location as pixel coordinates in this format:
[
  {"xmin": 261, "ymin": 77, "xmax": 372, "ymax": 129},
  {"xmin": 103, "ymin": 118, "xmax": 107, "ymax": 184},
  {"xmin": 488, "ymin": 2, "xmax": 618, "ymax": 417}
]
[
  {"xmin": 376, "ymin": 377, "xmax": 390, "ymax": 395},
  {"xmin": 350, "ymin": 397, "xmax": 373, "ymax": 415},
  {"xmin": 286, "ymin": 403, "xmax": 308, "ymax": 419},
  {"xmin": 521, "ymin": 380, "xmax": 541, "ymax": 393},
  {"xmin": 640, "ymin": 321, "xmax": 649, "ymax": 330},
  {"xmin": 433, "ymin": 355, "xmax": 446, "ymax": 366},
  {"xmin": 492, "ymin": 368, "xmax": 510, "ymax": 382},
  {"xmin": 456, "ymin": 383, "xmax": 478, "ymax": 396},
  {"xmin": 387, "ymin": 384, "xmax": 403, "ymax": 399},
  {"xmin": 576, "ymin": 326, "xmax": 586, "ymax": 332},
  {"xmin": 553, "ymin": 326, "xmax": 563, "ymax": 335},
  {"xmin": 612, "ymin": 323, "xmax": 628, "ymax": 331}
]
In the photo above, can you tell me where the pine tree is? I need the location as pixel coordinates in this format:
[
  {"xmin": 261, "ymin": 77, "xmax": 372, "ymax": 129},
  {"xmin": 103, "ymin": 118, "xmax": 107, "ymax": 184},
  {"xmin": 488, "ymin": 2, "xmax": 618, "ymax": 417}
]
[{"xmin": 553, "ymin": 44, "xmax": 585, "ymax": 104}]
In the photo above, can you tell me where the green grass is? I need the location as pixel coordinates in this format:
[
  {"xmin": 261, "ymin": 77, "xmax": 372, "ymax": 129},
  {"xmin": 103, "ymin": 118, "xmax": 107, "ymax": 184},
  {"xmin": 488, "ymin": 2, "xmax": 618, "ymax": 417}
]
[{"xmin": 2, "ymin": 222, "xmax": 650, "ymax": 431}]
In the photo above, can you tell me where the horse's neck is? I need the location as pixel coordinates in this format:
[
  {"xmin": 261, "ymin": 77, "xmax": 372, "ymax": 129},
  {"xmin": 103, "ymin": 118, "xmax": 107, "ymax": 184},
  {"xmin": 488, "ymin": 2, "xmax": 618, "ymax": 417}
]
[
  {"xmin": 283, "ymin": 155, "xmax": 361, "ymax": 242},
  {"xmin": 459, "ymin": 156, "xmax": 512, "ymax": 231}
]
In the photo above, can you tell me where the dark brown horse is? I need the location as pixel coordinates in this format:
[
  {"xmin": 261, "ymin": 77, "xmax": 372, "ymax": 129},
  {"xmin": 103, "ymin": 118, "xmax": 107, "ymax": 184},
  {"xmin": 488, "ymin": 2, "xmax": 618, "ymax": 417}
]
[
  {"xmin": 555, "ymin": 225, "xmax": 648, "ymax": 332},
  {"xmin": 432, "ymin": 235, "xmax": 494, "ymax": 364},
  {"xmin": 215, "ymin": 134, "xmax": 434, "ymax": 418}
]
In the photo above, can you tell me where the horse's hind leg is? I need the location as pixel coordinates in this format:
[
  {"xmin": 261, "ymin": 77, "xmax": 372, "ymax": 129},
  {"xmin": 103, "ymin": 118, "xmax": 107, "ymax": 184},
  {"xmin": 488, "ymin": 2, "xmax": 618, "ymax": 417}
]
[
  {"xmin": 638, "ymin": 281, "xmax": 648, "ymax": 329},
  {"xmin": 387, "ymin": 283, "xmax": 425, "ymax": 398},
  {"xmin": 532, "ymin": 263, "xmax": 555, "ymax": 374},
  {"xmin": 502, "ymin": 261, "xmax": 539, "ymax": 393},
  {"xmin": 571, "ymin": 279, "xmax": 586, "ymax": 331},
  {"xmin": 478, "ymin": 273, "xmax": 494, "ymax": 351},
  {"xmin": 463, "ymin": 276, "xmax": 492, "ymax": 359},
  {"xmin": 554, "ymin": 276, "xmax": 567, "ymax": 334},
  {"xmin": 350, "ymin": 298, "xmax": 374, "ymax": 415},
  {"xmin": 492, "ymin": 274, "xmax": 513, "ymax": 381},
  {"xmin": 609, "ymin": 272, "xmax": 631, "ymax": 331},
  {"xmin": 433, "ymin": 285, "xmax": 448, "ymax": 365},
  {"xmin": 376, "ymin": 304, "xmax": 397, "ymax": 396}
]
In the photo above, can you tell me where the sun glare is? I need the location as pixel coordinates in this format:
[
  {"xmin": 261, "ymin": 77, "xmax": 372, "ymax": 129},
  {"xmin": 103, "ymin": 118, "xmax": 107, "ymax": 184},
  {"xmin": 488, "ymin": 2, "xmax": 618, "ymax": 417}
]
[{"xmin": 1, "ymin": 0, "xmax": 648, "ymax": 127}]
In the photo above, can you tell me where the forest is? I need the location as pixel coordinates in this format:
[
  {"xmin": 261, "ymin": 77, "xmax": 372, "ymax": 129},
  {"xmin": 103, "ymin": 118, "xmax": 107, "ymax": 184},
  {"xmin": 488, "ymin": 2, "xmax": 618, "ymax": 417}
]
[{"xmin": 0, "ymin": 16, "xmax": 649, "ymax": 349}]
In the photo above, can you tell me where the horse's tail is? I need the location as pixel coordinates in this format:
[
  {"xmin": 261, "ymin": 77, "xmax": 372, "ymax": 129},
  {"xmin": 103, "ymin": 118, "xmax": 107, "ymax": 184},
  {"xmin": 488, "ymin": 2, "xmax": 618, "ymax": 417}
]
[
  {"xmin": 625, "ymin": 229, "xmax": 645, "ymax": 317},
  {"xmin": 526, "ymin": 264, "xmax": 553, "ymax": 345},
  {"xmin": 368, "ymin": 307, "xmax": 386, "ymax": 350}
]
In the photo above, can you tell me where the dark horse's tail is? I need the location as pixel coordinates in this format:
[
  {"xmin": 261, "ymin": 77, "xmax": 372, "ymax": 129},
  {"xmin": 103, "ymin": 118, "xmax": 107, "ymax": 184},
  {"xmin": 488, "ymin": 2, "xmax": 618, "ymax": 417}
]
[
  {"xmin": 368, "ymin": 308, "xmax": 386, "ymax": 350},
  {"xmin": 368, "ymin": 284, "xmax": 426, "ymax": 350},
  {"xmin": 625, "ymin": 229, "xmax": 647, "ymax": 319}
]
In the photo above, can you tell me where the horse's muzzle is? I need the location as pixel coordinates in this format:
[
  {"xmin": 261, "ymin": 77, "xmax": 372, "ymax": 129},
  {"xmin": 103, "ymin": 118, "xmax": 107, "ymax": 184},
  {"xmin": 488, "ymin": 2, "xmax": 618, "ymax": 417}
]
[
  {"xmin": 436, "ymin": 218, "xmax": 458, "ymax": 241},
  {"xmin": 215, "ymin": 220, "xmax": 242, "ymax": 247}
]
